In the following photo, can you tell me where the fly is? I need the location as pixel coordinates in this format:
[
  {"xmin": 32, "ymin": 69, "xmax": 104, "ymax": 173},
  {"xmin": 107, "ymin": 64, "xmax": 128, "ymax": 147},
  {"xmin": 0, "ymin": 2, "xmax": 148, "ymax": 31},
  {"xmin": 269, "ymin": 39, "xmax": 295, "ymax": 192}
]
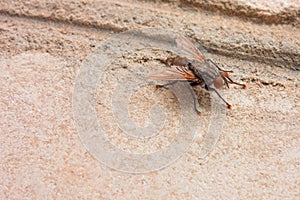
[{"xmin": 149, "ymin": 35, "xmax": 246, "ymax": 115}]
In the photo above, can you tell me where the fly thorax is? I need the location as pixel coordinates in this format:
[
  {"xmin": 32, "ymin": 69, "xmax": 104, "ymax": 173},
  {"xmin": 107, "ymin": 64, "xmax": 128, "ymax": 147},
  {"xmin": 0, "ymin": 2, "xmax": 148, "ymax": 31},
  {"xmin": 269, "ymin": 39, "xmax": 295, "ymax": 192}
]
[{"xmin": 189, "ymin": 61, "xmax": 219, "ymax": 86}]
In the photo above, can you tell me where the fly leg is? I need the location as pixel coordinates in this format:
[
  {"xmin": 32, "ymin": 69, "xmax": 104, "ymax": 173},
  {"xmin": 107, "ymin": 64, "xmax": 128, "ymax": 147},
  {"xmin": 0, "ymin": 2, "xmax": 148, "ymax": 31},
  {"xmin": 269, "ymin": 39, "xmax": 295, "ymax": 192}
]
[
  {"xmin": 186, "ymin": 85, "xmax": 203, "ymax": 116},
  {"xmin": 154, "ymin": 80, "xmax": 178, "ymax": 90},
  {"xmin": 207, "ymin": 86, "xmax": 233, "ymax": 109},
  {"xmin": 207, "ymin": 59, "xmax": 233, "ymax": 72},
  {"xmin": 155, "ymin": 81, "xmax": 203, "ymax": 116},
  {"xmin": 207, "ymin": 59, "xmax": 246, "ymax": 89},
  {"xmin": 225, "ymin": 76, "xmax": 247, "ymax": 89}
]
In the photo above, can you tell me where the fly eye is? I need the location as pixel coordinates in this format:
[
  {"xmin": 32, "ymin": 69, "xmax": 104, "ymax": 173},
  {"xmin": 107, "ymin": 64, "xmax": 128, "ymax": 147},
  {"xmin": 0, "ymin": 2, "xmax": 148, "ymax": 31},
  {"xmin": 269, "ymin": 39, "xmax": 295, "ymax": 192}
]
[{"xmin": 214, "ymin": 77, "xmax": 224, "ymax": 89}]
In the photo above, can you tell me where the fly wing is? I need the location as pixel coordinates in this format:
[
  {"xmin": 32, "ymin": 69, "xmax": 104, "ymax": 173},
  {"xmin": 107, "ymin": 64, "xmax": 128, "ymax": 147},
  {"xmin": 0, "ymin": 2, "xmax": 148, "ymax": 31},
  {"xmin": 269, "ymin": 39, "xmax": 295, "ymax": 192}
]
[
  {"xmin": 176, "ymin": 35, "xmax": 206, "ymax": 62},
  {"xmin": 148, "ymin": 65, "xmax": 198, "ymax": 82}
]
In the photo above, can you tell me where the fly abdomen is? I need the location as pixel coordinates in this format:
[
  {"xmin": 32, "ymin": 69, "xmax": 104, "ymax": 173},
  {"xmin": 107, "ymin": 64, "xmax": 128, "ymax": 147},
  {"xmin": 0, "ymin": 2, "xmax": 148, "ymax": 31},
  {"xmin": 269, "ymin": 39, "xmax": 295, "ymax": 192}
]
[{"xmin": 165, "ymin": 56, "xmax": 189, "ymax": 67}]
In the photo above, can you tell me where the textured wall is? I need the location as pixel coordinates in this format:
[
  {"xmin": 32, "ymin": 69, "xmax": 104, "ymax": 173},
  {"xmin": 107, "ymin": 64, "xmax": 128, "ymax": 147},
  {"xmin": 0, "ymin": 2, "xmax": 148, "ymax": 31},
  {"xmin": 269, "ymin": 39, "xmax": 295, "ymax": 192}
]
[{"xmin": 0, "ymin": 0, "xmax": 299, "ymax": 199}]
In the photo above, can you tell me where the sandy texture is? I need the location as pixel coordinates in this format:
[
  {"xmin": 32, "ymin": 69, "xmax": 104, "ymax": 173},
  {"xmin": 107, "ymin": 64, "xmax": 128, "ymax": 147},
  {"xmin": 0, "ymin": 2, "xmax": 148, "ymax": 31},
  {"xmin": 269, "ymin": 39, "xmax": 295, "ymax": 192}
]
[
  {"xmin": 171, "ymin": 0, "xmax": 300, "ymax": 24},
  {"xmin": 0, "ymin": 0, "xmax": 299, "ymax": 199}
]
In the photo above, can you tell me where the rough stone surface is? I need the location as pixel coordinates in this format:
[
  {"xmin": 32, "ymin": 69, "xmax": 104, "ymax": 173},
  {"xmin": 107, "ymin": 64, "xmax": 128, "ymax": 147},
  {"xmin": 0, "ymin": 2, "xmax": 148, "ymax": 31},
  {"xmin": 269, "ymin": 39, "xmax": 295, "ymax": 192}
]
[{"xmin": 0, "ymin": 0, "xmax": 299, "ymax": 199}]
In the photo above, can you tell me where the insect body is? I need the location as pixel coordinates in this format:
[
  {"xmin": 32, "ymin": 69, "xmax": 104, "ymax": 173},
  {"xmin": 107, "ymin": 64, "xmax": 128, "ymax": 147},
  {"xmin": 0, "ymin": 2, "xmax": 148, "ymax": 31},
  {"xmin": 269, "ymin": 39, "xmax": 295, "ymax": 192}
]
[{"xmin": 150, "ymin": 35, "xmax": 246, "ymax": 113}]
